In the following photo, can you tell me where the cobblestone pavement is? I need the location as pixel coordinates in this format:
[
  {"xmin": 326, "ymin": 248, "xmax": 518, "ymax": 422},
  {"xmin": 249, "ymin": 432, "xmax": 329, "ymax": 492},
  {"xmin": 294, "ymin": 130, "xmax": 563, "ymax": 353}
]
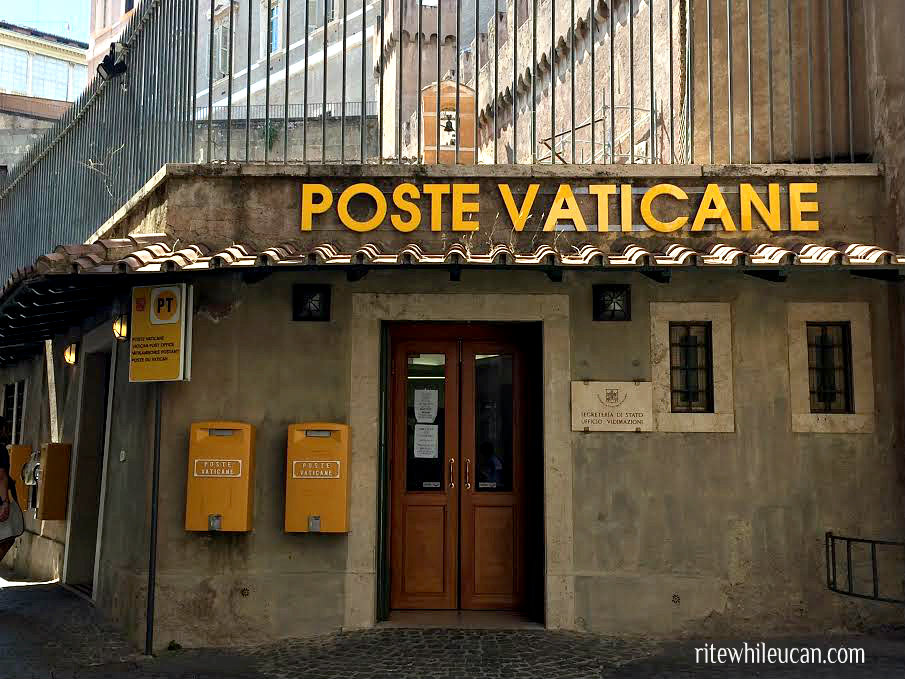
[{"xmin": 3, "ymin": 570, "xmax": 905, "ymax": 678}]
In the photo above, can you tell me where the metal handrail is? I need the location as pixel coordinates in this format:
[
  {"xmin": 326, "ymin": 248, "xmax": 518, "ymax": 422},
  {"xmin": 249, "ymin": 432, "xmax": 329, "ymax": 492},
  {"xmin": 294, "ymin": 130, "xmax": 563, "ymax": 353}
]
[{"xmin": 826, "ymin": 531, "xmax": 905, "ymax": 605}]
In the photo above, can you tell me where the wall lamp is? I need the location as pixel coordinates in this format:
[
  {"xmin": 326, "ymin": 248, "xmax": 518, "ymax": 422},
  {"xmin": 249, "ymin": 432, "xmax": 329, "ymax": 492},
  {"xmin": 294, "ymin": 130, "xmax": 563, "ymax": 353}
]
[
  {"xmin": 592, "ymin": 284, "xmax": 631, "ymax": 322},
  {"xmin": 63, "ymin": 343, "xmax": 78, "ymax": 366},
  {"xmin": 112, "ymin": 313, "xmax": 129, "ymax": 341},
  {"xmin": 97, "ymin": 42, "xmax": 128, "ymax": 81}
]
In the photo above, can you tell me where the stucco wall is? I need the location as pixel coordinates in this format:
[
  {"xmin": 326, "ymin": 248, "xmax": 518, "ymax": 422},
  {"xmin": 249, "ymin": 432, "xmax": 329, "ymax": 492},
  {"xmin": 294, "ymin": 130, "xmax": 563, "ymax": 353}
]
[
  {"xmin": 147, "ymin": 164, "xmax": 893, "ymax": 255},
  {"xmin": 92, "ymin": 343, "xmax": 155, "ymax": 644},
  {"xmin": 0, "ymin": 330, "xmax": 154, "ymax": 644},
  {"xmin": 0, "ymin": 337, "xmax": 81, "ymax": 581},
  {"xmin": 140, "ymin": 265, "xmax": 905, "ymax": 644},
  {"xmin": 568, "ymin": 270, "xmax": 904, "ymax": 635},
  {"xmin": 149, "ymin": 273, "xmax": 351, "ymax": 648},
  {"xmin": 4, "ymin": 165, "xmax": 904, "ymax": 649},
  {"xmin": 861, "ymin": 1, "xmax": 905, "ymax": 250}
]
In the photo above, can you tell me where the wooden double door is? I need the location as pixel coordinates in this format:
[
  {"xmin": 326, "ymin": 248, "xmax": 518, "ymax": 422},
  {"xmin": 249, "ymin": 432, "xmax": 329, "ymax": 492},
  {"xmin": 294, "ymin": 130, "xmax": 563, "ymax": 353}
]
[{"xmin": 389, "ymin": 324, "xmax": 527, "ymax": 611}]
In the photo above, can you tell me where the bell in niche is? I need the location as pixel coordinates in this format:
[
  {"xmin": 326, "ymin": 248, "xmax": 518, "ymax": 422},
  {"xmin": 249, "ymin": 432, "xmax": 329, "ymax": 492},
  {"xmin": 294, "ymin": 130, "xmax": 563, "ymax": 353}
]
[{"xmin": 440, "ymin": 111, "xmax": 457, "ymax": 147}]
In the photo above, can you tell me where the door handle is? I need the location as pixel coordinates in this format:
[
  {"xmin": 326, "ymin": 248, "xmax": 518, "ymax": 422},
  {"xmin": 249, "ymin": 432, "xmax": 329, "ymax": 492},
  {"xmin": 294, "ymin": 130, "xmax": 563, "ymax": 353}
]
[
  {"xmin": 465, "ymin": 458, "xmax": 471, "ymax": 490},
  {"xmin": 448, "ymin": 457, "xmax": 455, "ymax": 489}
]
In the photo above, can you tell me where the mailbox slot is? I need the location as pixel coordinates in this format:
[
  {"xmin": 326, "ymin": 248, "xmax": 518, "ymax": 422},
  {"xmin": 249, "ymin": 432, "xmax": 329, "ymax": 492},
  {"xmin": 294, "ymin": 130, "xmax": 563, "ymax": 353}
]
[
  {"xmin": 185, "ymin": 422, "xmax": 255, "ymax": 532},
  {"xmin": 285, "ymin": 422, "xmax": 349, "ymax": 533}
]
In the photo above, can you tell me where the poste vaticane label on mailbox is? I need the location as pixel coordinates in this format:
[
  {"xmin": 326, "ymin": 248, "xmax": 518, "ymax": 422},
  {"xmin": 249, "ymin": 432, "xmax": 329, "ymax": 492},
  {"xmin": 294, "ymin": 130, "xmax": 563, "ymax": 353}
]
[
  {"xmin": 571, "ymin": 381, "xmax": 653, "ymax": 432},
  {"xmin": 292, "ymin": 460, "xmax": 341, "ymax": 479},
  {"xmin": 193, "ymin": 459, "xmax": 243, "ymax": 477}
]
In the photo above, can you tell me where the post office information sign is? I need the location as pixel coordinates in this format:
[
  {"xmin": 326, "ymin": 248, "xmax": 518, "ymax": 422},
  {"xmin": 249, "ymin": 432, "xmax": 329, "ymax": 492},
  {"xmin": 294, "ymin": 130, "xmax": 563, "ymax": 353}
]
[
  {"xmin": 571, "ymin": 381, "xmax": 653, "ymax": 432},
  {"xmin": 129, "ymin": 284, "xmax": 193, "ymax": 382}
]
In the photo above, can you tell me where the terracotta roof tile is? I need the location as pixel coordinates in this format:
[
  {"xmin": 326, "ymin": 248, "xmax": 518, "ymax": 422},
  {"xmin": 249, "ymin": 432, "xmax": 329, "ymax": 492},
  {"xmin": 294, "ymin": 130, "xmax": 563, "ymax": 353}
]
[{"xmin": 4, "ymin": 238, "xmax": 905, "ymax": 306}]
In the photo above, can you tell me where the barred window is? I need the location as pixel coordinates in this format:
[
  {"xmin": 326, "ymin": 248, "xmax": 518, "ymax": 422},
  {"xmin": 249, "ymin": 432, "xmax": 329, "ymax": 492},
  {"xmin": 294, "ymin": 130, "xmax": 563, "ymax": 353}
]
[
  {"xmin": 1, "ymin": 380, "xmax": 26, "ymax": 445},
  {"xmin": 807, "ymin": 322, "xmax": 853, "ymax": 413},
  {"xmin": 669, "ymin": 322, "xmax": 714, "ymax": 413}
]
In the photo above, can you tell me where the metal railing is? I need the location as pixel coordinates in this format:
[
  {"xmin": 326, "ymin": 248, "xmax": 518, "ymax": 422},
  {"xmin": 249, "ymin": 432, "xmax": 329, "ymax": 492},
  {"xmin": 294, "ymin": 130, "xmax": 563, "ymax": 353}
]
[
  {"xmin": 0, "ymin": 0, "xmax": 875, "ymax": 281},
  {"xmin": 826, "ymin": 532, "xmax": 905, "ymax": 605},
  {"xmin": 195, "ymin": 101, "xmax": 379, "ymax": 121},
  {"xmin": 0, "ymin": 0, "xmax": 196, "ymax": 282}
]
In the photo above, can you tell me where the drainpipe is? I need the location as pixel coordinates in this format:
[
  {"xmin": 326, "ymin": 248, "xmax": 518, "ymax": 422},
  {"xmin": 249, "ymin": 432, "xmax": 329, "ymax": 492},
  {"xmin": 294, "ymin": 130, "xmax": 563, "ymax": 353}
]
[{"xmin": 145, "ymin": 382, "xmax": 162, "ymax": 655}]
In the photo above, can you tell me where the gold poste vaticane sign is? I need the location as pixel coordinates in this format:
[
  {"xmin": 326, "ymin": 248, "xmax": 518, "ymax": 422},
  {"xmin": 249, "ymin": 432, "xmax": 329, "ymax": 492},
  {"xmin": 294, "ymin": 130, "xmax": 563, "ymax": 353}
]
[{"xmin": 300, "ymin": 181, "xmax": 820, "ymax": 234}]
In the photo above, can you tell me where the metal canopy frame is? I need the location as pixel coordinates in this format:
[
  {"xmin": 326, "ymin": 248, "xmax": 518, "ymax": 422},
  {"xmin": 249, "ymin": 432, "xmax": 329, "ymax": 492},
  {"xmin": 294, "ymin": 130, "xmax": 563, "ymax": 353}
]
[{"xmin": 3, "ymin": 258, "xmax": 904, "ymax": 366}]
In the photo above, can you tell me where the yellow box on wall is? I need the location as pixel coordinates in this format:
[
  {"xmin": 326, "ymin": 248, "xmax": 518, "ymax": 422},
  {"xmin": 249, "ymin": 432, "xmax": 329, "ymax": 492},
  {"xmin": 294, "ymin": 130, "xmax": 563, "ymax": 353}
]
[
  {"xmin": 6, "ymin": 445, "xmax": 30, "ymax": 511},
  {"xmin": 285, "ymin": 423, "xmax": 349, "ymax": 533},
  {"xmin": 185, "ymin": 422, "xmax": 255, "ymax": 532},
  {"xmin": 36, "ymin": 443, "xmax": 71, "ymax": 521}
]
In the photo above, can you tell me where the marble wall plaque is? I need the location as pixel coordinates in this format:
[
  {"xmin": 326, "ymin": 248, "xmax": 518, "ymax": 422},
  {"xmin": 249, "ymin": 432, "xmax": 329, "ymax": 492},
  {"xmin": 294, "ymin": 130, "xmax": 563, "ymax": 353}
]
[{"xmin": 571, "ymin": 381, "xmax": 653, "ymax": 432}]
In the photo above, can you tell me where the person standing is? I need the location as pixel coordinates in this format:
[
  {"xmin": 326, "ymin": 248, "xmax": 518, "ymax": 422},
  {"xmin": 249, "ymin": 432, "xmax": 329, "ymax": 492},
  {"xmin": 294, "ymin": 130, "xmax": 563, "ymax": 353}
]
[{"xmin": 0, "ymin": 445, "xmax": 24, "ymax": 563}]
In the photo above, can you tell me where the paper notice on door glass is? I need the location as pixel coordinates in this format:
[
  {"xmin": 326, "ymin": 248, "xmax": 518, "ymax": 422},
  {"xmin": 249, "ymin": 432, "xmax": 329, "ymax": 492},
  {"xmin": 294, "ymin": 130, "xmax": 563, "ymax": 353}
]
[
  {"xmin": 413, "ymin": 389, "xmax": 439, "ymax": 423},
  {"xmin": 413, "ymin": 424, "xmax": 439, "ymax": 459}
]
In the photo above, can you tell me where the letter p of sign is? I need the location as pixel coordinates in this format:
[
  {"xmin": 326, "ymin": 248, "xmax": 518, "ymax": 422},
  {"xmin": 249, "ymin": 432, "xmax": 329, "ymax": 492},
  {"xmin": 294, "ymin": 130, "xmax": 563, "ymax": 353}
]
[{"xmin": 301, "ymin": 184, "xmax": 334, "ymax": 231}]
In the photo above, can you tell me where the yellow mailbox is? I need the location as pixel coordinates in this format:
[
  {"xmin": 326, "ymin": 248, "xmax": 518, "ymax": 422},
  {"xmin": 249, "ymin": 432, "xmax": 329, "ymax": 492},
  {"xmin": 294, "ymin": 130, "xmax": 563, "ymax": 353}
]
[
  {"xmin": 185, "ymin": 422, "xmax": 255, "ymax": 532},
  {"xmin": 7, "ymin": 445, "xmax": 30, "ymax": 511},
  {"xmin": 36, "ymin": 443, "xmax": 71, "ymax": 521},
  {"xmin": 285, "ymin": 422, "xmax": 349, "ymax": 533}
]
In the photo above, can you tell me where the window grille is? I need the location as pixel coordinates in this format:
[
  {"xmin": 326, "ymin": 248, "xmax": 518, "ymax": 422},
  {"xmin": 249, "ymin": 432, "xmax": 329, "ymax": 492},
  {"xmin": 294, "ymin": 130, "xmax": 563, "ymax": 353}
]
[
  {"xmin": 807, "ymin": 322, "xmax": 853, "ymax": 413},
  {"xmin": 669, "ymin": 322, "xmax": 714, "ymax": 413},
  {"xmin": 1, "ymin": 380, "xmax": 26, "ymax": 445}
]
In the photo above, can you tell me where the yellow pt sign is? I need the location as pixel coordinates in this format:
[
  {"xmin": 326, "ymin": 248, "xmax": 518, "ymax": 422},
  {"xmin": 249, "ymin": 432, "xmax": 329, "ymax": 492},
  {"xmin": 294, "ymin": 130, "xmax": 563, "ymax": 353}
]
[{"xmin": 129, "ymin": 284, "xmax": 192, "ymax": 382}]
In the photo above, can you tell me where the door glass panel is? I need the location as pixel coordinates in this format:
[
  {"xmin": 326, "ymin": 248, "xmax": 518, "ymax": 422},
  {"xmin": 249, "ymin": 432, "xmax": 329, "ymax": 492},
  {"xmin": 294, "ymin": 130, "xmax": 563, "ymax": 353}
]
[
  {"xmin": 474, "ymin": 354, "xmax": 513, "ymax": 492},
  {"xmin": 406, "ymin": 353, "xmax": 446, "ymax": 492}
]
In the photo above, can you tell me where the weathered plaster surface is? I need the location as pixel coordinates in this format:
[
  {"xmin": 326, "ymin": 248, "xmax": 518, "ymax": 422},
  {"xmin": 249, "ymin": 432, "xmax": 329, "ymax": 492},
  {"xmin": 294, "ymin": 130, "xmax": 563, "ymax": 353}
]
[{"xmin": 862, "ymin": 2, "xmax": 905, "ymax": 250}]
